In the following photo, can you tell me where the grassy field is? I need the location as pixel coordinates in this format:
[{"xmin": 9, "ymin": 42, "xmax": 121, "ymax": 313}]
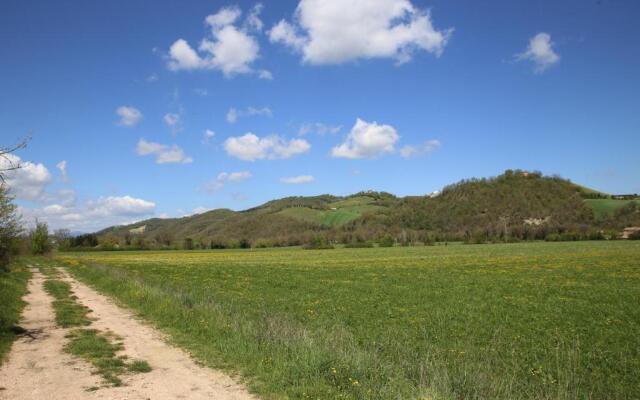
[
  {"xmin": 276, "ymin": 195, "xmax": 382, "ymax": 227},
  {"xmin": 58, "ymin": 242, "xmax": 640, "ymax": 399},
  {"xmin": 0, "ymin": 259, "xmax": 30, "ymax": 364},
  {"xmin": 585, "ymin": 198, "xmax": 639, "ymax": 219}
]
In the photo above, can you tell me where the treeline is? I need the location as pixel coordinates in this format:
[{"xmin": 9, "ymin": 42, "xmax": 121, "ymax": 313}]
[{"xmin": 60, "ymin": 170, "xmax": 640, "ymax": 251}]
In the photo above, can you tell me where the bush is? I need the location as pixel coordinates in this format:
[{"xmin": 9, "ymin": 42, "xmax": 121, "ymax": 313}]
[
  {"xmin": 545, "ymin": 233, "xmax": 560, "ymax": 242},
  {"xmin": 378, "ymin": 235, "xmax": 395, "ymax": 247},
  {"xmin": 253, "ymin": 239, "xmax": 273, "ymax": 248},
  {"xmin": 31, "ymin": 220, "xmax": 51, "ymax": 255},
  {"xmin": 0, "ymin": 186, "xmax": 21, "ymax": 271},
  {"xmin": 629, "ymin": 231, "xmax": 640, "ymax": 240},
  {"xmin": 303, "ymin": 236, "xmax": 334, "ymax": 250}
]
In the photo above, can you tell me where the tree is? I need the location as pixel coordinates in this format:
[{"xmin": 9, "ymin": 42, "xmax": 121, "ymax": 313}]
[
  {"xmin": 31, "ymin": 220, "xmax": 51, "ymax": 255},
  {"xmin": 0, "ymin": 136, "xmax": 30, "ymax": 184},
  {"xmin": 0, "ymin": 185, "xmax": 21, "ymax": 271},
  {"xmin": 53, "ymin": 229, "xmax": 72, "ymax": 251},
  {"xmin": 0, "ymin": 137, "xmax": 29, "ymax": 271}
]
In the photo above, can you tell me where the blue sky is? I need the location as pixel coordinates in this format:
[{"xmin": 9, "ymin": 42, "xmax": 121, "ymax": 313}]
[{"xmin": 1, "ymin": 0, "xmax": 639, "ymax": 232}]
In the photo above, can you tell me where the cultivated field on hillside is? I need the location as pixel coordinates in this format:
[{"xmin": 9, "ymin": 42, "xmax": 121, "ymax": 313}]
[
  {"xmin": 58, "ymin": 242, "xmax": 640, "ymax": 399},
  {"xmin": 585, "ymin": 198, "xmax": 640, "ymax": 219}
]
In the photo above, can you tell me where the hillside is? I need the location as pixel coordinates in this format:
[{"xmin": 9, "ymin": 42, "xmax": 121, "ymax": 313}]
[{"xmin": 88, "ymin": 170, "xmax": 636, "ymax": 249}]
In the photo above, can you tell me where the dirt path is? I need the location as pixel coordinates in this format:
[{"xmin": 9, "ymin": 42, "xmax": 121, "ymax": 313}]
[{"xmin": 0, "ymin": 267, "xmax": 257, "ymax": 400}]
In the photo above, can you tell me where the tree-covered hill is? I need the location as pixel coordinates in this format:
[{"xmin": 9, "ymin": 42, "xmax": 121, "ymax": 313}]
[{"xmin": 85, "ymin": 170, "xmax": 637, "ymax": 249}]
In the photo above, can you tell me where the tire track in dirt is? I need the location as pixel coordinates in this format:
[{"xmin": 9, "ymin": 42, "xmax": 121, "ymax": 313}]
[{"xmin": 0, "ymin": 266, "xmax": 257, "ymax": 400}]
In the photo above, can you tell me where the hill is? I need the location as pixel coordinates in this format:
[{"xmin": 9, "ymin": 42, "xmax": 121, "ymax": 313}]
[{"xmin": 85, "ymin": 170, "xmax": 636, "ymax": 249}]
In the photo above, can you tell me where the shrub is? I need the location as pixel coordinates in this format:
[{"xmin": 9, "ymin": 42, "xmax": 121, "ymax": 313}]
[
  {"xmin": 545, "ymin": 233, "xmax": 560, "ymax": 242},
  {"xmin": 629, "ymin": 231, "xmax": 640, "ymax": 240},
  {"xmin": 303, "ymin": 236, "xmax": 334, "ymax": 250},
  {"xmin": 378, "ymin": 235, "xmax": 395, "ymax": 247},
  {"xmin": 31, "ymin": 220, "xmax": 51, "ymax": 255},
  {"xmin": 253, "ymin": 239, "xmax": 273, "ymax": 248}
]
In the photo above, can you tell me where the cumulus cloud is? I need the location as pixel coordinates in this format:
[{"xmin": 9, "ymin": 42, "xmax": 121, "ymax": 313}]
[
  {"xmin": 0, "ymin": 154, "xmax": 52, "ymax": 201},
  {"xmin": 167, "ymin": 5, "xmax": 270, "ymax": 78},
  {"xmin": 204, "ymin": 171, "xmax": 252, "ymax": 192},
  {"xmin": 136, "ymin": 139, "xmax": 193, "ymax": 164},
  {"xmin": 298, "ymin": 122, "xmax": 341, "ymax": 136},
  {"xmin": 18, "ymin": 194, "xmax": 156, "ymax": 232},
  {"xmin": 332, "ymin": 118, "xmax": 399, "ymax": 159},
  {"xmin": 87, "ymin": 196, "xmax": 156, "ymax": 217},
  {"xmin": 269, "ymin": 0, "xmax": 453, "ymax": 65},
  {"xmin": 226, "ymin": 106, "xmax": 272, "ymax": 124},
  {"xmin": 400, "ymin": 139, "xmax": 441, "ymax": 158},
  {"xmin": 116, "ymin": 106, "xmax": 143, "ymax": 127},
  {"xmin": 163, "ymin": 112, "xmax": 182, "ymax": 134},
  {"xmin": 224, "ymin": 133, "xmax": 310, "ymax": 161},
  {"xmin": 516, "ymin": 32, "xmax": 560, "ymax": 73},
  {"xmin": 280, "ymin": 175, "xmax": 315, "ymax": 184}
]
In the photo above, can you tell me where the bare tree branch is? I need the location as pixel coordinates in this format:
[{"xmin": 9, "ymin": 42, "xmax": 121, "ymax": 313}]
[{"xmin": 0, "ymin": 134, "xmax": 31, "ymax": 184}]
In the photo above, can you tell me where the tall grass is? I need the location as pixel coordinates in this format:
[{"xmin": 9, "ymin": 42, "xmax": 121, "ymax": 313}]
[
  {"xmin": 61, "ymin": 241, "xmax": 640, "ymax": 399},
  {"xmin": 0, "ymin": 259, "xmax": 30, "ymax": 364}
]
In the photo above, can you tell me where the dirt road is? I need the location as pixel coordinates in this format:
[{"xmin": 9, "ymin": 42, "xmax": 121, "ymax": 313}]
[{"xmin": 0, "ymin": 267, "xmax": 257, "ymax": 400}]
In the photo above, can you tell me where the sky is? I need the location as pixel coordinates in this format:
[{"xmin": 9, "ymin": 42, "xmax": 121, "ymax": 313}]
[{"xmin": 1, "ymin": 0, "xmax": 639, "ymax": 232}]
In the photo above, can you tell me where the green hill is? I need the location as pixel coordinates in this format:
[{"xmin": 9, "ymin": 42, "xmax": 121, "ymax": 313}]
[{"xmin": 87, "ymin": 170, "xmax": 634, "ymax": 249}]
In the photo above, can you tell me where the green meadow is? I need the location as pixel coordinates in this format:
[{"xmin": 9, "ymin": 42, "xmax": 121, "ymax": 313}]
[
  {"xmin": 585, "ymin": 198, "xmax": 640, "ymax": 219},
  {"xmin": 58, "ymin": 241, "xmax": 640, "ymax": 399}
]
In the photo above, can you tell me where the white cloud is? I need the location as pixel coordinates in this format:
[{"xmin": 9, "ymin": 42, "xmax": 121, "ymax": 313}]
[
  {"xmin": 190, "ymin": 206, "xmax": 211, "ymax": 215},
  {"xmin": 298, "ymin": 122, "xmax": 341, "ymax": 136},
  {"xmin": 226, "ymin": 106, "xmax": 272, "ymax": 124},
  {"xmin": 400, "ymin": 139, "xmax": 441, "ymax": 158},
  {"xmin": 280, "ymin": 175, "xmax": 315, "ymax": 184},
  {"xmin": 116, "ymin": 106, "xmax": 143, "ymax": 127},
  {"xmin": 226, "ymin": 171, "xmax": 253, "ymax": 181},
  {"xmin": 224, "ymin": 133, "xmax": 310, "ymax": 161},
  {"xmin": 146, "ymin": 73, "xmax": 158, "ymax": 83},
  {"xmin": 18, "ymin": 194, "xmax": 156, "ymax": 232},
  {"xmin": 43, "ymin": 204, "xmax": 71, "ymax": 215},
  {"xmin": 257, "ymin": 69, "xmax": 273, "ymax": 80},
  {"xmin": 245, "ymin": 3, "xmax": 264, "ymax": 31},
  {"xmin": 269, "ymin": 0, "xmax": 453, "ymax": 65},
  {"xmin": 269, "ymin": 20, "xmax": 306, "ymax": 50},
  {"xmin": 204, "ymin": 170, "xmax": 252, "ymax": 192},
  {"xmin": 202, "ymin": 129, "xmax": 216, "ymax": 144},
  {"xmin": 56, "ymin": 160, "xmax": 68, "ymax": 182},
  {"xmin": 167, "ymin": 39, "xmax": 203, "ymax": 70},
  {"xmin": 193, "ymin": 88, "xmax": 208, "ymax": 96},
  {"xmin": 88, "ymin": 196, "xmax": 156, "ymax": 217},
  {"xmin": 167, "ymin": 5, "xmax": 268, "ymax": 78},
  {"xmin": 331, "ymin": 118, "xmax": 399, "ymax": 159},
  {"xmin": 516, "ymin": 32, "xmax": 560, "ymax": 73},
  {"xmin": 0, "ymin": 154, "xmax": 52, "ymax": 201},
  {"xmin": 136, "ymin": 139, "xmax": 193, "ymax": 164},
  {"xmin": 163, "ymin": 112, "xmax": 182, "ymax": 134},
  {"xmin": 226, "ymin": 107, "xmax": 238, "ymax": 123}
]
